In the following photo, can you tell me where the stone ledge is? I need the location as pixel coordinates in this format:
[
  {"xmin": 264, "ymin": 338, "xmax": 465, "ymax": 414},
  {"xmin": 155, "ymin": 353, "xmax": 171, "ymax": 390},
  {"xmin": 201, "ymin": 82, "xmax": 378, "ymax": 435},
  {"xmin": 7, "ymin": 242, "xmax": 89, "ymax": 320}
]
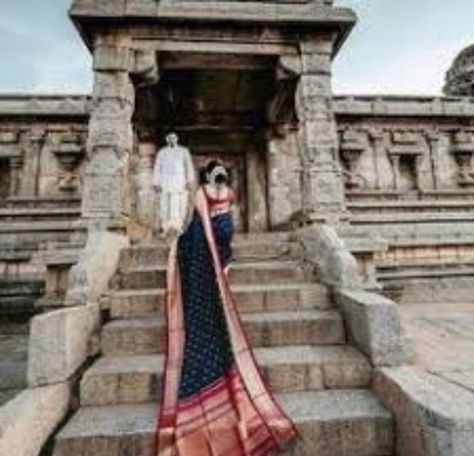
[
  {"xmin": 27, "ymin": 304, "xmax": 100, "ymax": 387},
  {"xmin": 334, "ymin": 95, "xmax": 474, "ymax": 118},
  {"xmin": 0, "ymin": 95, "xmax": 90, "ymax": 117},
  {"xmin": 373, "ymin": 367, "xmax": 474, "ymax": 456},
  {"xmin": 70, "ymin": 0, "xmax": 355, "ymax": 26}
]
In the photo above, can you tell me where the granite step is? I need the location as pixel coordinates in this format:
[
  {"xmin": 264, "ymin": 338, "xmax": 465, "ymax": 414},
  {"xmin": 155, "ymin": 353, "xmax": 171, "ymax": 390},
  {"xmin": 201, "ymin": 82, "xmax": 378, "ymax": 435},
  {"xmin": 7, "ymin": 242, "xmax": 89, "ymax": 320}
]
[
  {"xmin": 111, "ymin": 260, "xmax": 308, "ymax": 289},
  {"xmin": 104, "ymin": 282, "xmax": 330, "ymax": 318},
  {"xmin": 53, "ymin": 390, "xmax": 393, "ymax": 456},
  {"xmin": 81, "ymin": 345, "xmax": 371, "ymax": 406},
  {"xmin": 101, "ymin": 310, "xmax": 345, "ymax": 356},
  {"xmin": 5, "ymin": 195, "xmax": 81, "ymax": 209},
  {"xmin": 119, "ymin": 240, "xmax": 303, "ymax": 268},
  {"xmin": 0, "ymin": 207, "xmax": 81, "ymax": 221},
  {"xmin": 0, "ymin": 220, "xmax": 85, "ymax": 232}
]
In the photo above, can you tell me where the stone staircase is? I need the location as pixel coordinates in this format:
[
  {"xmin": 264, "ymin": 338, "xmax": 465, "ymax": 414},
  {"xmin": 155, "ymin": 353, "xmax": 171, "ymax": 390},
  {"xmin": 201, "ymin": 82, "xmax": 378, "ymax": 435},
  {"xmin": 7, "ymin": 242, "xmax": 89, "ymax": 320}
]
[{"xmin": 52, "ymin": 233, "xmax": 394, "ymax": 456}]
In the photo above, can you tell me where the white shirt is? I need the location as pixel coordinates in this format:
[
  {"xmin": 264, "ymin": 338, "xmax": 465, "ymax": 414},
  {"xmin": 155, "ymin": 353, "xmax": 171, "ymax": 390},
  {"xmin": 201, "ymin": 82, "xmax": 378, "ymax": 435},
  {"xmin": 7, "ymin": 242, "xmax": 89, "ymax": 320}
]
[{"xmin": 152, "ymin": 145, "xmax": 195, "ymax": 191}]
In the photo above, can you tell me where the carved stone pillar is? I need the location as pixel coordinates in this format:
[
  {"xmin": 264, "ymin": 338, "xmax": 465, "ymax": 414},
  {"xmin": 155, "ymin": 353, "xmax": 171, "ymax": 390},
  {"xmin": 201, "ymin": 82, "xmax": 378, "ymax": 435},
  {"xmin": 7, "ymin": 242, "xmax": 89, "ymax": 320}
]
[
  {"xmin": 425, "ymin": 130, "xmax": 440, "ymax": 190},
  {"xmin": 135, "ymin": 141, "xmax": 157, "ymax": 227},
  {"xmin": 82, "ymin": 42, "xmax": 159, "ymax": 224},
  {"xmin": 388, "ymin": 154, "xmax": 401, "ymax": 190},
  {"xmin": 367, "ymin": 129, "xmax": 385, "ymax": 190},
  {"xmin": 19, "ymin": 128, "xmax": 46, "ymax": 197},
  {"xmin": 82, "ymin": 42, "xmax": 136, "ymax": 221},
  {"xmin": 293, "ymin": 38, "xmax": 347, "ymax": 223}
]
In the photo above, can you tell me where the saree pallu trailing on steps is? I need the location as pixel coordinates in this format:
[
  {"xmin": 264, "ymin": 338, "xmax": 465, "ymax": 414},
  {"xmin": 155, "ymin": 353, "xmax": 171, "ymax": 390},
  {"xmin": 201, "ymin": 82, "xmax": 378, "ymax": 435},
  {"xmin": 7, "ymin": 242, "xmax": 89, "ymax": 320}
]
[{"xmin": 155, "ymin": 188, "xmax": 298, "ymax": 456}]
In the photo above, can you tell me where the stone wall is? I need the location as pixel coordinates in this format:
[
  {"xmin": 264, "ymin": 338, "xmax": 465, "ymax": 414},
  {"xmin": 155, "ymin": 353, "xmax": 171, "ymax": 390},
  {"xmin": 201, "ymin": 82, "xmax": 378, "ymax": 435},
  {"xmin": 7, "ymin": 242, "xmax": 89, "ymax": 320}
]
[
  {"xmin": 2, "ymin": 94, "xmax": 474, "ymax": 304},
  {"xmin": 0, "ymin": 96, "xmax": 89, "ymax": 205},
  {"xmin": 334, "ymin": 96, "xmax": 474, "ymax": 197},
  {"xmin": 334, "ymin": 95, "xmax": 474, "ymax": 302}
]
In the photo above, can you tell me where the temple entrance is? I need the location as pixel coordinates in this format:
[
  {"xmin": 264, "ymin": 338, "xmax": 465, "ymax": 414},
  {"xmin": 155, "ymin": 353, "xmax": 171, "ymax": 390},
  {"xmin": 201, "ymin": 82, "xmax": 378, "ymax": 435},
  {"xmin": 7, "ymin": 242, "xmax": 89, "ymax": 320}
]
[{"xmin": 134, "ymin": 55, "xmax": 277, "ymax": 232}]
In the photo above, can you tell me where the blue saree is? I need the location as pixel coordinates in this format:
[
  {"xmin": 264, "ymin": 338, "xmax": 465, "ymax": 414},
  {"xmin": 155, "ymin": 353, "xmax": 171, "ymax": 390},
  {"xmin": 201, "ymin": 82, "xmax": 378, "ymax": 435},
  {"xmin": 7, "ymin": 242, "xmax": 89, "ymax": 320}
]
[{"xmin": 155, "ymin": 187, "xmax": 297, "ymax": 456}]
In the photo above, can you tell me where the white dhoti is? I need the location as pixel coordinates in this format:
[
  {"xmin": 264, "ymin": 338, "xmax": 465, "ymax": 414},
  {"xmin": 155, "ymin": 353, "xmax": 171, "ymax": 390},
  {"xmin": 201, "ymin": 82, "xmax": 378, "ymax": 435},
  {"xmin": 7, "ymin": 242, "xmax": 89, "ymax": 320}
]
[
  {"xmin": 159, "ymin": 190, "xmax": 190, "ymax": 235},
  {"xmin": 152, "ymin": 141, "xmax": 196, "ymax": 238}
]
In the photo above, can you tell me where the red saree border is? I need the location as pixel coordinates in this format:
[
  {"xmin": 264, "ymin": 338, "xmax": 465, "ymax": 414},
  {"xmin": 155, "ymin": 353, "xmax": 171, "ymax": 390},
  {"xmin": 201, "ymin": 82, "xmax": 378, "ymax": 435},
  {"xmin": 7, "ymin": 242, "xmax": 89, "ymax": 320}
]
[
  {"xmin": 154, "ymin": 187, "xmax": 299, "ymax": 456},
  {"xmin": 194, "ymin": 188, "xmax": 299, "ymax": 448}
]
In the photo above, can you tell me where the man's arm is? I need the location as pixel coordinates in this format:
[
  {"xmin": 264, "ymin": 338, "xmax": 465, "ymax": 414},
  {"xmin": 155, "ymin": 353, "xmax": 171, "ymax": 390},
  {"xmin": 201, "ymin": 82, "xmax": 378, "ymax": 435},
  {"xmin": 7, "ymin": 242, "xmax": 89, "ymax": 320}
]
[{"xmin": 183, "ymin": 148, "xmax": 196, "ymax": 188}]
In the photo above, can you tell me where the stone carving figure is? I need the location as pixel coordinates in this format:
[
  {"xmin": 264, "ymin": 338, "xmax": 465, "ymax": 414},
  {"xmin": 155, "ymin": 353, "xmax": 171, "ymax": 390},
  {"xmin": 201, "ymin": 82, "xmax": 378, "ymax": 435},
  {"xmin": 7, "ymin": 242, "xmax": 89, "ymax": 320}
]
[{"xmin": 152, "ymin": 132, "xmax": 196, "ymax": 238}]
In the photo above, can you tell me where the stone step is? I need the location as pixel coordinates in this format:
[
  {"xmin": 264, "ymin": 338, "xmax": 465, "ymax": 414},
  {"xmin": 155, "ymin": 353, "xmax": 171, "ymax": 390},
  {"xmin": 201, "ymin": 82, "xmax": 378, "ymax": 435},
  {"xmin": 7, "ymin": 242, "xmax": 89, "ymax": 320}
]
[
  {"xmin": 105, "ymin": 283, "xmax": 330, "ymax": 318},
  {"xmin": 112, "ymin": 260, "xmax": 308, "ymax": 289},
  {"xmin": 0, "ymin": 207, "xmax": 81, "ymax": 221},
  {"xmin": 0, "ymin": 220, "xmax": 85, "ymax": 232},
  {"xmin": 53, "ymin": 390, "xmax": 393, "ymax": 456},
  {"xmin": 5, "ymin": 195, "xmax": 81, "ymax": 209},
  {"xmin": 379, "ymin": 265, "xmax": 474, "ymax": 280},
  {"xmin": 119, "ymin": 239, "xmax": 303, "ymax": 268},
  {"xmin": 348, "ymin": 200, "xmax": 474, "ymax": 212},
  {"xmin": 351, "ymin": 212, "xmax": 474, "ymax": 224},
  {"xmin": 101, "ymin": 310, "xmax": 345, "ymax": 356},
  {"xmin": 0, "ymin": 231, "xmax": 86, "ymax": 248},
  {"xmin": 81, "ymin": 345, "xmax": 371, "ymax": 406}
]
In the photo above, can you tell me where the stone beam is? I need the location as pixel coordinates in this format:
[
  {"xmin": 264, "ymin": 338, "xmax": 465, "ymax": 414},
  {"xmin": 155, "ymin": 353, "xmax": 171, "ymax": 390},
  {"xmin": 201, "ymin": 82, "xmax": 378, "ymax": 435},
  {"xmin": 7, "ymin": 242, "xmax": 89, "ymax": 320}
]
[{"xmin": 70, "ymin": 1, "xmax": 356, "ymax": 56}]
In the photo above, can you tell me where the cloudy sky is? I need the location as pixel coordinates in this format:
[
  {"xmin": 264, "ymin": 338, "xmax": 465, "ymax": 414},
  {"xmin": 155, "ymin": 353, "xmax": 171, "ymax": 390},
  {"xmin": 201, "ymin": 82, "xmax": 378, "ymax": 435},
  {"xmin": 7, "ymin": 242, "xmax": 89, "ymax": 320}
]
[{"xmin": 0, "ymin": 0, "xmax": 472, "ymax": 95}]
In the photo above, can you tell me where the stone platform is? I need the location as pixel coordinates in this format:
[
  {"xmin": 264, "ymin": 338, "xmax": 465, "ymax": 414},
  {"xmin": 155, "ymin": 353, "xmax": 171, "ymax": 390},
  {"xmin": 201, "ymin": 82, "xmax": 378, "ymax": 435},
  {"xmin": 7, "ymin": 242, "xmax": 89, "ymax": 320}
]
[{"xmin": 401, "ymin": 302, "xmax": 474, "ymax": 383}]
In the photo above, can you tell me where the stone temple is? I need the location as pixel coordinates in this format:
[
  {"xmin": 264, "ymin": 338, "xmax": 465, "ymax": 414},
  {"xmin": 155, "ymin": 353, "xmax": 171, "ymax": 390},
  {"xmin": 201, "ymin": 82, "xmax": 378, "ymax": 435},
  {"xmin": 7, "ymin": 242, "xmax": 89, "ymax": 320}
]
[{"xmin": 1, "ymin": 1, "xmax": 474, "ymax": 455}]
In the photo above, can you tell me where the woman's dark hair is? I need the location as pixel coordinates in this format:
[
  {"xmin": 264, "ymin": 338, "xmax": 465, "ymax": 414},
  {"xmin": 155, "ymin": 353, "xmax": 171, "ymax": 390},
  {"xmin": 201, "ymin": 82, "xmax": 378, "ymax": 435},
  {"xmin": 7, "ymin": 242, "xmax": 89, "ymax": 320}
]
[{"xmin": 199, "ymin": 160, "xmax": 232, "ymax": 185}]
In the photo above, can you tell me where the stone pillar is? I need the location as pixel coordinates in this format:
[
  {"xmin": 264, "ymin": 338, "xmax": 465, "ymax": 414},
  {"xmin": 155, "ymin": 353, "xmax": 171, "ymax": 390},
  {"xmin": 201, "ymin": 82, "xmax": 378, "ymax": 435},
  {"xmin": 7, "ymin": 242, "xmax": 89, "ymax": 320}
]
[
  {"xmin": 19, "ymin": 128, "xmax": 46, "ymax": 197},
  {"xmin": 294, "ymin": 37, "xmax": 347, "ymax": 223},
  {"xmin": 388, "ymin": 154, "xmax": 401, "ymax": 190},
  {"xmin": 82, "ymin": 41, "xmax": 136, "ymax": 222},
  {"xmin": 246, "ymin": 145, "xmax": 268, "ymax": 232},
  {"xmin": 425, "ymin": 130, "xmax": 440, "ymax": 190},
  {"xmin": 368, "ymin": 129, "xmax": 385, "ymax": 190},
  {"xmin": 135, "ymin": 141, "xmax": 157, "ymax": 227},
  {"xmin": 266, "ymin": 129, "xmax": 302, "ymax": 229}
]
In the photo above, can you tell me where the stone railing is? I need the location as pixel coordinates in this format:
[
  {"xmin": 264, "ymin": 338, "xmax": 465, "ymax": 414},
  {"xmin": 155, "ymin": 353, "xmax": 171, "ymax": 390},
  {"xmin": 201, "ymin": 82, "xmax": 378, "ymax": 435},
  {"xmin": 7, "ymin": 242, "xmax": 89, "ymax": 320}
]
[
  {"xmin": 0, "ymin": 221, "xmax": 131, "ymax": 455},
  {"xmin": 296, "ymin": 223, "xmax": 411, "ymax": 367}
]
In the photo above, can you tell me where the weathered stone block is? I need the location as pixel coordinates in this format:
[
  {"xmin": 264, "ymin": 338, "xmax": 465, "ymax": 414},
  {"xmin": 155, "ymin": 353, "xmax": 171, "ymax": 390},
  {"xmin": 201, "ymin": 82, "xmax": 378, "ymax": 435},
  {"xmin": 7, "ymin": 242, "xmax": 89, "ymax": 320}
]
[
  {"xmin": 27, "ymin": 303, "xmax": 99, "ymax": 386},
  {"xmin": 0, "ymin": 382, "xmax": 70, "ymax": 456},
  {"xmin": 65, "ymin": 230, "xmax": 129, "ymax": 305},
  {"xmin": 298, "ymin": 224, "xmax": 363, "ymax": 289},
  {"xmin": 333, "ymin": 289, "xmax": 408, "ymax": 366},
  {"xmin": 373, "ymin": 367, "xmax": 474, "ymax": 456}
]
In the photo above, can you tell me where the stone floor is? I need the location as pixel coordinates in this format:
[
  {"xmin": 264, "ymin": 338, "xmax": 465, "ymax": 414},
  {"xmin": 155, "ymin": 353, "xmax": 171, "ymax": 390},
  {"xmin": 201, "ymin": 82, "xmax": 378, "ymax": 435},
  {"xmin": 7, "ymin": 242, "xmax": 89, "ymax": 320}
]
[{"xmin": 400, "ymin": 302, "xmax": 474, "ymax": 394}]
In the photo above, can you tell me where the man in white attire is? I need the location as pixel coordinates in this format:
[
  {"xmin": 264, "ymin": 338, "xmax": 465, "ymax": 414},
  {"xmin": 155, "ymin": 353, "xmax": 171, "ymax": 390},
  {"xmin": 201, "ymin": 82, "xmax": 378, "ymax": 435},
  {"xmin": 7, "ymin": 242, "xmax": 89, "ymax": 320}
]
[{"xmin": 152, "ymin": 132, "xmax": 196, "ymax": 238}]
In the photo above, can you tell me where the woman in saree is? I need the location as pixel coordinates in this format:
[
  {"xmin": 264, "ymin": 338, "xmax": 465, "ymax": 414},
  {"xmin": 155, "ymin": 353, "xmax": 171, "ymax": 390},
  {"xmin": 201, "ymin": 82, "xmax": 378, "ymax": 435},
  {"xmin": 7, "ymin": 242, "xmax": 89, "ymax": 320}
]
[{"xmin": 154, "ymin": 160, "xmax": 298, "ymax": 455}]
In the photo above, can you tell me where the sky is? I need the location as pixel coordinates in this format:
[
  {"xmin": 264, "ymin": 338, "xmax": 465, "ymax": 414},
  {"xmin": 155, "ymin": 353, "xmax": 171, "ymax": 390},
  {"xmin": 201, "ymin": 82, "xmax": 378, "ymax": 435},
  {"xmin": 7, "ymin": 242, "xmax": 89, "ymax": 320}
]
[{"xmin": 0, "ymin": 0, "xmax": 472, "ymax": 96}]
